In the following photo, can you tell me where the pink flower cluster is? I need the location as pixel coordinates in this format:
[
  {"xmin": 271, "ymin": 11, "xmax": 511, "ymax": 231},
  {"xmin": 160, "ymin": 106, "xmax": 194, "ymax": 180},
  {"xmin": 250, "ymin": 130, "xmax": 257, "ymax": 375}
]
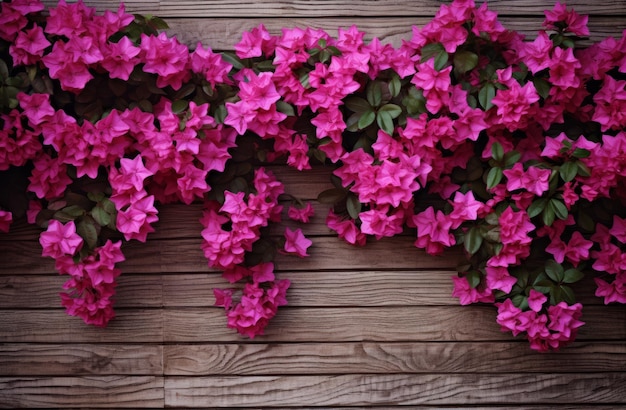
[
  {"xmin": 2, "ymin": 0, "xmax": 626, "ymax": 349},
  {"xmin": 213, "ymin": 263, "xmax": 290, "ymax": 338},
  {"xmin": 203, "ymin": 169, "xmax": 313, "ymax": 337},
  {"xmin": 39, "ymin": 220, "xmax": 124, "ymax": 326},
  {"xmin": 496, "ymin": 291, "xmax": 584, "ymax": 352},
  {"xmin": 592, "ymin": 217, "xmax": 626, "ymax": 304}
]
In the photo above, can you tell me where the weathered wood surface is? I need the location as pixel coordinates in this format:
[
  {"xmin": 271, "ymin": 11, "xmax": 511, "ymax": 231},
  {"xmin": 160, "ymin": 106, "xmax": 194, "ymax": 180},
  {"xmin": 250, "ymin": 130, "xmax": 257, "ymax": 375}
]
[{"xmin": 3, "ymin": 1, "xmax": 626, "ymax": 408}]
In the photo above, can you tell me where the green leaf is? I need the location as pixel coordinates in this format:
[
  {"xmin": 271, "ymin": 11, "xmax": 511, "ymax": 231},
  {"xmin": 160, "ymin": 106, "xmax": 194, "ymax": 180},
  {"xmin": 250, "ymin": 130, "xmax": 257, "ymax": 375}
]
[
  {"xmin": 378, "ymin": 103, "xmax": 402, "ymax": 118},
  {"xmin": 376, "ymin": 110, "xmax": 395, "ymax": 135},
  {"xmin": 91, "ymin": 206, "xmax": 111, "ymax": 227},
  {"xmin": 77, "ymin": 219, "xmax": 98, "ymax": 250},
  {"xmin": 559, "ymin": 161, "xmax": 578, "ymax": 182},
  {"xmin": 0, "ymin": 60, "xmax": 10, "ymax": 81},
  {"xmin": 357, "ymin": 110, "xmax": 376, "ymax": 130},
  {"xmin": 229, "ymin": 177, "xmax": 248, "ymax": 194},
  {"xmin": 503, "ymin": 151, "xmax": 521, "ymax": 167},
  {"xmin": 550, "ymin": 198, "xmax": 569, "ymax": 221},
  {"xmin": 87, "ymin": 192, "xmax": 105, "ymax": 202},
  {"xmin": 577, "ymin": 209, "xmax": 595, "ymax": 232},
  {"xmin": 532, "ymin": 77, "xmax": 551, "ymax": 99},
  {"xmin": 346, "ymin": 194, "xmax": 362, "ymax": 220},
  {"xmin": 576, "ymin": 161, "xmax": 591, "ymax": 177},
  {"xmin": 560, "ymin": 285, "xmax": 576, "ymax": 304},
  {"xmin": 276, "ymin": 100, "xmax": 295, "ymax": 116},
  {"xmin": 484, "ymin": 213, "xmax": 499, "ymax": 226},
  {"xmin": 147, "ymin": 15, "xmax": 169, "ymax": 30},
  {"xmin": 468, "ymin": 271, "xmax": 483, "ymax": 289},
  {"xmin": 486, "ymin": 167, "xmax": 503, "ymax": 189},
  {"xmin": 366, "ymin": 81, "xmax": 383, "ymax": 107},
  {"xmin": 420, "ymin": 43, "xmax": 445, "ymax": 63},
  {"xmin": 344, "ymin": 96, "xmax": 371, "ymax": 114},
  {"xmin": 220, "ymin": 52, "xmax": 245, "ymax": 70},
  {"xmin": 464, "ymin": 227, "xmax": 484, "ymax": 255},
  {"xmin": 478, "ymin": 83, "xmax": 496, "ymax": 110},
  {"xmin": 433, "ymin": 49, "xmax": 449, "ymax": 71},
  {"xmin": 491, "ymin": 142, "xmax": 504, "ymax": 162},
  {"xmin": 317, "ymin": 188, "xmax": 347, "ymax": 204},
  {"xmin": 453, "ymin": 50, "xmax": 479, "ymax": 74},
  {"xmin": 545, "ymin": 260, "xmax": 564, "ymax": 283},
  {"xmin": 62, "ymin": 205, "xmax": 86, "ymax": 218},
  {"xmin": 345, "ymin": 112, "xmax": 361, "ymax": 132},
  {"xmin": 563, "ymin": 268, "xmax": 584, "ymax": 284},
  {"xmin": 572, "ymin": 148, "xmax": 590, "ymax": 159},
  {"xmin": 389, "ymin": 75, "xmax": 401, "ymax": 98},
  {"xmin": 171, "ymin": 99, "xmax": 188, "ymax": 114},
  {"xmin": 527, "ymin": 198, "xmax": 548, "ymax": 218},
  {"xmin": 542, "ymin": 205, "xmax": 556, "ymax": 226}
]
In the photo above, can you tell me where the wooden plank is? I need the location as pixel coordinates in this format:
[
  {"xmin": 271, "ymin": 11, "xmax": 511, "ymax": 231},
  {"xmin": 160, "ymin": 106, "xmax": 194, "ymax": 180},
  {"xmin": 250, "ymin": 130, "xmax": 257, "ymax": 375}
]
[
  {"xmin": 0, "ymin": 376, "xmax": 163, "ymax": 408},
  {"xmin": 164, "ymin": 373, "xmax": 626, "ymax": 407},
  {"xmin": 162, "ymin": 271, "xmax": 605, "ymax": 307},
  {"xmin": 0, "ymin": 269, "xmax": 605, "ymax": 310},
  {"xmin": 0, "ymin": 275, "xmax": 163, "ymax": 308},
  {"xmin": 40, "ymin": 0, "xmax": 626, "ymax": 17},
  {"xmin": 164, "ymin": 17, "xmax": 626, "ymax": 50},
  {"xmin": 0, "ymin": 236, "xmax": 464, "ymax": 275},
  {"xmin": 162, "ymin": 270, "xmax": 458, "ymax": 307},
  {"xmin": 0, "ymin": 344, "xmax": 162, "ymax": 376},
  {"xmin": 163, "ymin": 341, "xmax": 626, "ymax": 375},
  {"xmin": 162, "ymin": 305, "xmax": 626, "ymax": 342},
  {"xmin": 0, "ymin": 309, "xmax": 163, "ymax": 343}
]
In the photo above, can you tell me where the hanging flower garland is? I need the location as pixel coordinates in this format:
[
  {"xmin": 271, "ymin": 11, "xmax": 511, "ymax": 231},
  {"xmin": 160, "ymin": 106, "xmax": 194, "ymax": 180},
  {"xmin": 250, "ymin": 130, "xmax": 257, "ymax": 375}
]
[{"xmin": 1, "ymin": 0, "xmax": 625, "ymax": 352}]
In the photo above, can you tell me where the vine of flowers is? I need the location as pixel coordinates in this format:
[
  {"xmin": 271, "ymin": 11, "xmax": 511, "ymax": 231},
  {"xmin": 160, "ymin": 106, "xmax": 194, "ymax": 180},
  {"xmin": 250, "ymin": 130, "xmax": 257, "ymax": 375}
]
[{"xmin": 1, "ymin": 0, "xmax": 625, "ymax": 351}]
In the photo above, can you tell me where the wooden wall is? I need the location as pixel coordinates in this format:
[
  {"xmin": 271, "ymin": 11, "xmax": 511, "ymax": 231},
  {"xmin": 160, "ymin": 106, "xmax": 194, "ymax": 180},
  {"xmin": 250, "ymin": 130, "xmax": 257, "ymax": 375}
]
[{"xmin": 1, "ymin": 0, "xmax": 626, "ymax": 408}]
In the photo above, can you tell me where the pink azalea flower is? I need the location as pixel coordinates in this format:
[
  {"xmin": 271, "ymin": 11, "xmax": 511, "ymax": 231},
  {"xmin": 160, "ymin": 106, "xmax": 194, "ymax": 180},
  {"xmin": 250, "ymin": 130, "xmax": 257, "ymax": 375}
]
[
  {"xmin": 485, "ymin": 265, "xmax": 518, "ymax": 294},
  {"xmin": 528, "ymin": 289, "xmax": 548, "ymax": 312},
  {"xmin": 595, "ymin": 273, "xmax": 626, "ymax": 304},
  {"xmin": 9, "ymin": 25, "xmax": 50, "ymax": 66},
  {"xmin": 326, "ymin": 210, "xmax": 366, "ymax": 246},
  {"xmin": 283, "ymin": 227, "xmax": 312, "ymax": 258},
  {"xmin": 0, "ymin": 210, "xmax": 13, "ymax": 233},
  {"xmin": 288, "ymin": 202, "xmax": 315, "ymax": 223},
  {"xmin": 39, "ymin": 220, "xmax": 84, "ymax": 258},
  {"xmin": 100, "ymin": 36, "xmax": 141, "ymax": 81},
  {"xmin": 451, "ymin": 275, "xmax": 494, "ymax": 305},
  {"xmin": 543, "ymin": 1, "xmax": 589, "ymax": 36},
  {"xmin": 413, "ymin": 206, "xmax": 455, "ymax": 255}
]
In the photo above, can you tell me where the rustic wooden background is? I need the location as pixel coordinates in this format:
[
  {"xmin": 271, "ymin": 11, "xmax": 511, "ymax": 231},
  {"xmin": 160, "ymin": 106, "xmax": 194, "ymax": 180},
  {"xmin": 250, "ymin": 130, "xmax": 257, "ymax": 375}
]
[{"xmin": 1, "ymin": 0, "xmax": 626, "ymax": 408}]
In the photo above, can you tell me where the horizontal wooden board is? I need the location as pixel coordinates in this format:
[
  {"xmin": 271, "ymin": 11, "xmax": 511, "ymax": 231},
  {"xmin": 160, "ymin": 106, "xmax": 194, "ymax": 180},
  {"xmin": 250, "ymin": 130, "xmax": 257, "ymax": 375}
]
[
  {"xmin": 0, "ymin": 309, "xmax": 163, "ymax": 343},
  {"xmin": 162, "ymin": 271, "xmax": 605, "ymax": 307},
  {"xmin": 40, "ymin": 0, "xmax": 626, "ymax": 17},
  {"xmin": 0, "ymin": 274, "xmax": 163, "ymax": 308},
  {"xmin": 0, "ymin": 236, "xmax": 465, "ymax": 275},
  {"xmin": 163, "ymin": 341, "xmax": 626, "ymax": 375},
  {"xmin": 162, "ymin": 306, "xmax": 626, "ymax": 343},
  {"xmin": 0, "ymin": 376, "xmax": 163, "ymax": 408},
  {"xmin": 164, "ymin": 17, "xmax": 626, "ymax": 50},
  {"xmin": 0, "ymin": 344, "xmax": 162, "ymax": 376},
  {"xmin": 1, "ymin": 304, "xmax": 621, "ymax": 344},
  {"xmin": 164, "ymin": 373, "xmax": 626, "ymax": 407},
  {"xmin": 0, "ymin": 269, "xmax": 606, "ymax": 310}
]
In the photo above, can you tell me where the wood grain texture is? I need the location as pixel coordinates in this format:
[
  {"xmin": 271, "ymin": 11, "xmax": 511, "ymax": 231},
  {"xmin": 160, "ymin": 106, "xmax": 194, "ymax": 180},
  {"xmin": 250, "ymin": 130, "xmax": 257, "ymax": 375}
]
[
  {"xmin": 163, "ymin": 17, "xmax": 626, "ymax": 50},
  {"xmin": 0, "ymin": 309, "xmax": 163, "ymax": 343},
  {"xmin": 39, "ymin": 0, "xmax": 626, "ymax": 17},
  {"xmin": 163, "ymin": 341, "xmax": 626, "ymax": 375},
  {"xmin": 0, "ymin": 274, "xmax": 163, "ymax": 308},
  {"xmin": 0, "ymin": 376, "xmax": 164, "ymax": 408},
  {"xmin": 162, "ymin": 306, "xmax": 626, "ymax": 343},
  {"xmin": 164, "ymin": 373, "xmax": 626, "ymax": 407},
  {"xmin": 0, "ymin": 344, "xmax": 163, "ymax": 376},
  {"xmin": 0, "ymin": 235, "xmax": 465, "ymax": 275}
]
